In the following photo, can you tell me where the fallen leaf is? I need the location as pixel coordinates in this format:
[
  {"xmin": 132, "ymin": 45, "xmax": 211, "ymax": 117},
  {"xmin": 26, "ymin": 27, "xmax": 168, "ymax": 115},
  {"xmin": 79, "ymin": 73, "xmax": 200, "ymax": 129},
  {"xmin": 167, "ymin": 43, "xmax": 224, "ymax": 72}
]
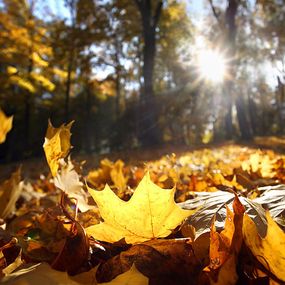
[
  {"xmin": 210, "ymin": 255, "xmax": 237, "ymax": 285},
  {"xmin": 43, "ymin": 120, "xmax": 73, "ymax": 176},
  {"xmin": 1, "ymin": 262, "xmax": 97, "ymax": 285},
  {"xmin": 0, "ymin": 109, "xmax": 13, "ymax": 144},
  {"xmin": 96, "ymin": 239, "xmax": 202, "ymax": 285},
  {"xmin": 205, "ymin": 195, "xmax": 245, "ymax": 284},
  {"xmin": 54, "ymin": 158, "xmax": 92, "ymax": 212},
  {"xmin": 243, "ymin": 211, "xmax": 285, "ymax": 282},
  {"xmin": 253, "ymin": 185, "xmax": 285, "ymax": 228},
  {"xmin": 86, "ymin": 172, "xmax": 194, "ymax": 243},
  {"xmin": 181, "ymin": 191, "xmax": 267, "ymax": 238},
  {"xmin": 51, "ymin": 221, "xmax": 90, "ymax": 275},
  {"xmin": 87, "ymin": 159, "xmax": 128, "ymax": 196},
  {"xmin": 0, "ymin": 169, "xmax": 22, "ymax": 219},
  {"xmin": 98, "ymin": 264, "xmax": 148, "ymax": 285},
  {"xmin": 2, "ymin": 249, "xmax": 23, "ymax": 276}
]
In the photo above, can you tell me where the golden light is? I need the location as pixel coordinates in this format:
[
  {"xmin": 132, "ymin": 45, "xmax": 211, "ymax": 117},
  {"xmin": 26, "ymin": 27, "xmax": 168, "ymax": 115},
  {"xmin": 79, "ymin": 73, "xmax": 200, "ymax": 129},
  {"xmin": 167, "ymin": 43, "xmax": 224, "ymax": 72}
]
[{"xmin": 197, "ymin": 49, "xmax": 226, "ymax": 83}]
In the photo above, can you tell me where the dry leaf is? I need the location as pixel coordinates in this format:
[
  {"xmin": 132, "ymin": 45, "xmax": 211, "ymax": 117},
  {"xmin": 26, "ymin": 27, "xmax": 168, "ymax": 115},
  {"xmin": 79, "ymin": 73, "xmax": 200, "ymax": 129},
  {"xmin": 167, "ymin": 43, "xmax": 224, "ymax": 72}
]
[
  {"xmin": 86, "ymin": 172, "xmax": 194, "ymax": 243},
  {"xmin": 96, "ymin": 239, "xmax": 202, "ymax": 285},
  {"xmin": 0, "ymin": 169, "xmax": 22, "ymax": 219},
  {"xmin": 1, "ymin": 262, "xmax": 97, "ymax": 285},
  {"xmin": 43, "ymin": 120, "xmax": 73, "ymax": 176},
  {"xmin": 243, "ymin": 211, "xmax": 285, "ymax": 282},
  {"xmin": 54, "ymin": 158, "xmax": 92, "ymax": 212},
  {"xmin": 98, "ymin": 264, "xmax": 148, "ymax": 285},
  {"xmin": 205, "ymin": 195, "xmax": 245, "ymax": 284},
  {"xmin": 87, "ymin": 159, "xmax": 128, "ymax": 196},
  {"xmin": 2, "ymin": 249, "xmax": 23, "ymax": 276},
  {"xmin": 0, "ymin": 109, "xmax": 13, "ymax": 144}
]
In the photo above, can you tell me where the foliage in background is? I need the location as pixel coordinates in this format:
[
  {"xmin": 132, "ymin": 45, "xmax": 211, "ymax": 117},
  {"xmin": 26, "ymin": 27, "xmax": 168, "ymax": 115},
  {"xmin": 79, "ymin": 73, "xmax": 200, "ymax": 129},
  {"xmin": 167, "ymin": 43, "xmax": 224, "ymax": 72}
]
[{"xmin": 0, "ymin": 0, "xmax": 285, "ymax": 162}]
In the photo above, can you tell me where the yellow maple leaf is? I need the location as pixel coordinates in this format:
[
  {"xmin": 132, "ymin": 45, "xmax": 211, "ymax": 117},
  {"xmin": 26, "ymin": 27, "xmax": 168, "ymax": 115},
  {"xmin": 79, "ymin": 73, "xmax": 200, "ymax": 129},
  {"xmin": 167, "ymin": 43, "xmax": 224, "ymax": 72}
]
[
  {"xmin": 243, "ymin": 212, "xmax": 285, "ymax": 282},
  {"xmin": 98, "ymin": 264, "xmax": 148, "ymax": 285},
  {"xmin": 43, "ymin": 120, "xmax": 73, "ymax": 176},
  {"xmin": 86, "ymin": 172, "xmax": 194, "ymax": 244},
  {"xmin": 0, "ymin": 109, "xmax": 13, "ymax": 144}
]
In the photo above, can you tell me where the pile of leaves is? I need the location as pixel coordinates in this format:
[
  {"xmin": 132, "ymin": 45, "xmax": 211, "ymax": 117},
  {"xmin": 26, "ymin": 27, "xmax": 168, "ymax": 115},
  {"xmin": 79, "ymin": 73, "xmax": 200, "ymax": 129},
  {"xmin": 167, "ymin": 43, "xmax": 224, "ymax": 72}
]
[{"xmin": 0, "ymin": 110, "xmax": 285, "ymax": 285}]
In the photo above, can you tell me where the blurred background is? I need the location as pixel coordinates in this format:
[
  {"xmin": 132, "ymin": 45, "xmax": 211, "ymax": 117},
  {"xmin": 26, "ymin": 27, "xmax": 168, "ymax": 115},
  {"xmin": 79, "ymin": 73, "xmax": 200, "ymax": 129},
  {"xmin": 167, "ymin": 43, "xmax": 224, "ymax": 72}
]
[{"xmin": 0, "ymin": 0, "xmax": 284, "ymax": 162}]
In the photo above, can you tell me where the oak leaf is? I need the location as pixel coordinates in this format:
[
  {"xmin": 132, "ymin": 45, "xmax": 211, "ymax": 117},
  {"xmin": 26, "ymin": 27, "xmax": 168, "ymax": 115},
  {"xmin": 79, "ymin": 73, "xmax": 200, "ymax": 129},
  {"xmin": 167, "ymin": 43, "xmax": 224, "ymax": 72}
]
[
  {"xmin": 0, "ymin": 109, "xmax": 13, "ymax": 144},
  {"xmin": 243, "ymin": 211, "xmax": 285, "ymax": 282},
  {"xmin": 43, "ymin": 120, "xmax": 73, "ymax": 176},
  {"xmin": 86, "ymin": 172, "xmax": 194, "ymax": 243}
]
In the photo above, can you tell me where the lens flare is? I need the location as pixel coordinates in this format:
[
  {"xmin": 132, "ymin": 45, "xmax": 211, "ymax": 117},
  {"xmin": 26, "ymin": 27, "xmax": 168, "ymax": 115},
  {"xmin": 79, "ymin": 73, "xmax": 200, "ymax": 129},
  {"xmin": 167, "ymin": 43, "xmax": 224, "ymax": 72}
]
[{"xmin": 197, "ymin": 49, "xmax": 226, "ymax": 83}]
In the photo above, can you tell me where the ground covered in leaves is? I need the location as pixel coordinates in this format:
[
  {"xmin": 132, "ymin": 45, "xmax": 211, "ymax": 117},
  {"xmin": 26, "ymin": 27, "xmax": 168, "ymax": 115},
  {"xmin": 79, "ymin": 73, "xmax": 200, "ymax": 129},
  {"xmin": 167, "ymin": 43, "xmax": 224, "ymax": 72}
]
[{"xmin": 1, "ymin": 117, "xmax": 285, "ymax": 285}]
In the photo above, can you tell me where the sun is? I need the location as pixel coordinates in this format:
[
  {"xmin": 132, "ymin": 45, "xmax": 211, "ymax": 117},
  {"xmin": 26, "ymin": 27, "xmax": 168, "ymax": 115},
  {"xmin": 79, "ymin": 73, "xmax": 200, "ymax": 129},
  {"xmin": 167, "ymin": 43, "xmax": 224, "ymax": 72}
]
[{"xmin": 197, "ymin": 49, "xmax": 226, "ymax": 83}]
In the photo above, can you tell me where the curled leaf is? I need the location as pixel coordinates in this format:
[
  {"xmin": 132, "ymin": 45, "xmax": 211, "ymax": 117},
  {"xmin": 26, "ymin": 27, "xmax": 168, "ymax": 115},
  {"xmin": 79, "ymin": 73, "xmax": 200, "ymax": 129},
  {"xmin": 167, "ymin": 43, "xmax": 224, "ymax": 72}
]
[
  {"xmin": 243, "ymin": 212, "xmax": 285, "ymax": 282},
  {"xmin": 43, "ymin": 120, "xmax": 73, "ymax": 176},
  {"xmin": 0, "ymin": 169, "xmax": 22, "ymax": 219}
]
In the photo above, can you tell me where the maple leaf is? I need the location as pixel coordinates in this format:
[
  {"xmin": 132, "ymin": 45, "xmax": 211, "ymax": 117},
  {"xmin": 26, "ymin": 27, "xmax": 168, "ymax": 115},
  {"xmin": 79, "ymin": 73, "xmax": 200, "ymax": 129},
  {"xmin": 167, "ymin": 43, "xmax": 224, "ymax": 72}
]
[
  {"xmin": 43, "ymin": 120, "xmax": 73, "ymax": 177},
  {"xmin": 243, "ymin": 211, "xmax": 285, "ymax": 282},
  {"xmin": 86, "ymin": 172, "xmax": 194, "ymax": 244},
  {"xmin": 0, "ymin": 109, "xmax": 13, "ymax": 144},
  {"xmin": 98, "ymin": 264, "xmax": 149, "ymax": 285}
]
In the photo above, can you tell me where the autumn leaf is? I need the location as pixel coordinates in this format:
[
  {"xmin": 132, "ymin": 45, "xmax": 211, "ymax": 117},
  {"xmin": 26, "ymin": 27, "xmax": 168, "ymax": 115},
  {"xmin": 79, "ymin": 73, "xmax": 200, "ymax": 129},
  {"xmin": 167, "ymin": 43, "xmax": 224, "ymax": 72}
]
[
  {"xmin": 98, "ymin": 264, "xmax": 148, "ymax": 285},
  {"xmin": 0, "ymin": 109, "xmax": 13, "ymax": 144},
  {"xmin": 96, "ymin": 239, "xmax": 202, "ymax": 285},
  {"xmin": 54, "ymin": 158, "xmax": 92, "ymax": 212},
  {"xmin": 86, "ymin": 172, "xmax": 194, "ymax": 244},
  {"xmin": 253, "ymin": 184, "xmax": 285, "ymax": 228},
  {"xmin": 43, "ymin": 120, "xmax": 73, "ymax": 176},
  {"xmin": 1, "ymin": 262, "xmax": 97, "ymax": 285},
  {"xmin": 87, "ymin": 159, "xmax": 128, "ymax": 196},
  {"xmin": 181, "ymin": 191, "xmax": 267, "ymax": 239},
  {"xmin": 243, "ymin": 211, "xmax": 285, "ymax": 282},
  {"xmin": 204, "ymin": 195, "xmax": 245, "ymax": 284},
  {"xmin": 0, "ymin": 169, "xmax": 22, "ymax": 219}
]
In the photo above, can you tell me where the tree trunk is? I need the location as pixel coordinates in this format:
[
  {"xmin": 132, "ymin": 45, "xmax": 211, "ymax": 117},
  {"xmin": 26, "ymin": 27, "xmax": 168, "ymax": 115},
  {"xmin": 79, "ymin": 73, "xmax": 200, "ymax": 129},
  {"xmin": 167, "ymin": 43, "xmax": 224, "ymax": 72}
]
[
  {"xmin": 65, "ymin": 53, "xmax": 73, "ymax": 122},
  {"xmin": 24, "ymin": 93, "xmax": 31, "ymax": 151},
  {"xmin": 84, "ymin": 86, "xmax": 92, "ymax": 152},
  {"xmin": 135, "ymin": 0, "xmax": 163, "ymax": 147},
  {"xmin": 235, "ymin": 95, "xmax": 252, "ymax": 140},
  {"xmin": 224, "ymin": 0, "xmax": 252, "ymax": 140},
  {"xmin": 114, "ymin": 36, "xmax": 121, "ymax": 120},
  {"xmin": 277, "ymin": 75, "xmax": 284, "ymax": 134}
]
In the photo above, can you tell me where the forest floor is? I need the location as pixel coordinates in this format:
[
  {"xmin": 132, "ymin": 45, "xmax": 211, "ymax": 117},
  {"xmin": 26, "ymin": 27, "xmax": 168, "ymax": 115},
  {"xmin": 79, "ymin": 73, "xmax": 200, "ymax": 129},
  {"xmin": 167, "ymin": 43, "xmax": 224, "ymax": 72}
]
[
  {"xmin": 2, "ymin": 136, "xmax": 285, "ymax": 181},
  {"xmin": 1, "ymin": 136, "xmax": 285, "ymax": 284}
]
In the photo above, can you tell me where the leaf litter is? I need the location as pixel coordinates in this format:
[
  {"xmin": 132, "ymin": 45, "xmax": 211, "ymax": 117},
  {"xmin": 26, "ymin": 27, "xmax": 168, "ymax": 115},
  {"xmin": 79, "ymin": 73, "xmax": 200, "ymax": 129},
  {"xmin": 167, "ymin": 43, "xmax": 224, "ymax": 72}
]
[{"xmin": 0, "ymin": 118, "xmax": 285, "ymax": 284}]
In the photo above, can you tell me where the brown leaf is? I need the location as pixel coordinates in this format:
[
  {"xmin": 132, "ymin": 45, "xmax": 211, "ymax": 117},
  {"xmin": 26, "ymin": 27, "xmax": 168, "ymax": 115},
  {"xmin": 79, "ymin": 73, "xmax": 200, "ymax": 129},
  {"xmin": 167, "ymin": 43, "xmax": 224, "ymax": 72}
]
[
  {"xmin": 96, "ymin": 238, "xmax": 203, "ymax": 285},
  {"xmin": 51, "ymin": 221, "xmax": 90, "ymax": 275}
]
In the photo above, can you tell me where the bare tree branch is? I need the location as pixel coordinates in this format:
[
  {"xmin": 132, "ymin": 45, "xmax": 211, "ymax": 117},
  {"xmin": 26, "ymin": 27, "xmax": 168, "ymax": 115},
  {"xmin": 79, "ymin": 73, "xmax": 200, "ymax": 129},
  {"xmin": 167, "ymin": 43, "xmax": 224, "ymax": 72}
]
[{"xmin": 208, "ymin": 0, "xmax": 223, "ymax": 29}]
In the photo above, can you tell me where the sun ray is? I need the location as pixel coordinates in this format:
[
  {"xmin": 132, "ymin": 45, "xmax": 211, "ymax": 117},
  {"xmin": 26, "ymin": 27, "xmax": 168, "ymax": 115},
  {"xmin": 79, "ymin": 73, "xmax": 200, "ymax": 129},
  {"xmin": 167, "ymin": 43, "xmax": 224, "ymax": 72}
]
[{"xmin": 197, "ymin": 49, "xmax": 227, "ymax": 83}]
